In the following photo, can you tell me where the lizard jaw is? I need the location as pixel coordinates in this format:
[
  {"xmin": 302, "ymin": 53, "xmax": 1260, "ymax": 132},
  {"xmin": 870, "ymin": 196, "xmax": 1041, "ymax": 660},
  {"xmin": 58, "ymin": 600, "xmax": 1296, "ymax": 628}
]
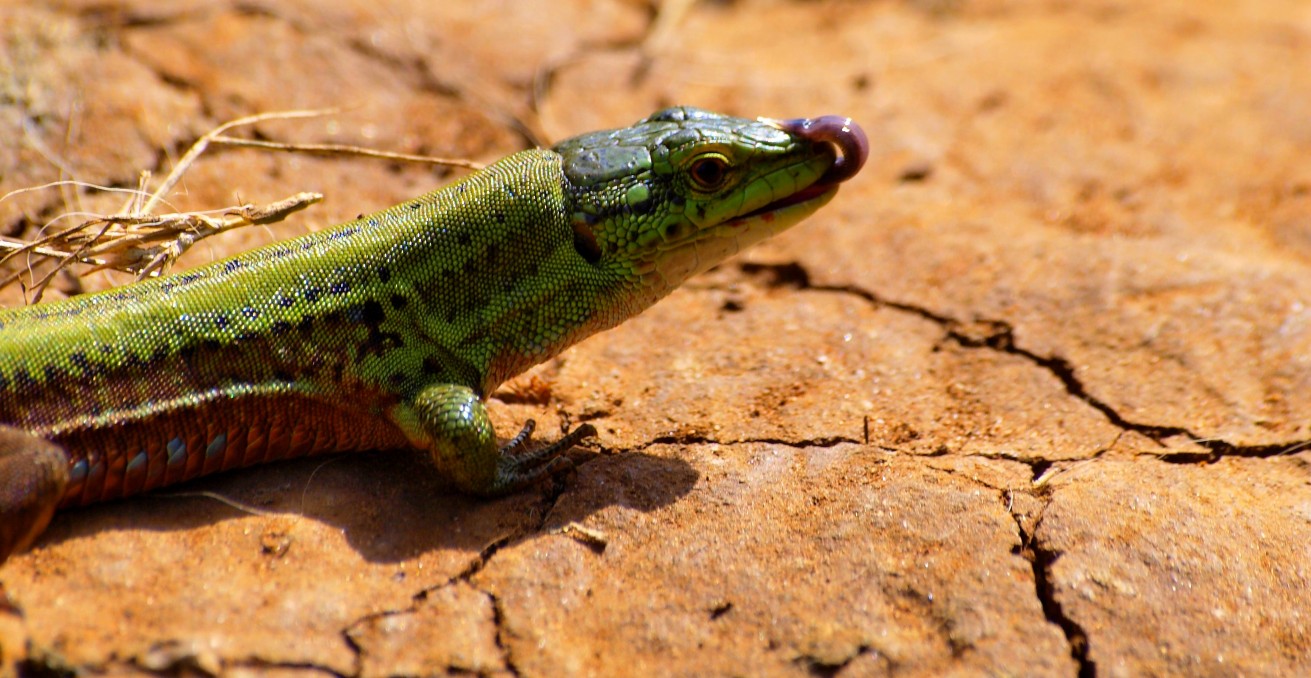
[{"xmin": 652, "ymin": 185, "xmax": 839, "ymax": 289}]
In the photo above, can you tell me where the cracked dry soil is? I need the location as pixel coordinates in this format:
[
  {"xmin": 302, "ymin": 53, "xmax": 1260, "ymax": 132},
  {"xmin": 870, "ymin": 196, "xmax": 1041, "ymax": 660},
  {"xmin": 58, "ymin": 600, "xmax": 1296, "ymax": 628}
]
[{"xmin": 3, "ymin": 1, "xmax": 1311, "ymax": 676}]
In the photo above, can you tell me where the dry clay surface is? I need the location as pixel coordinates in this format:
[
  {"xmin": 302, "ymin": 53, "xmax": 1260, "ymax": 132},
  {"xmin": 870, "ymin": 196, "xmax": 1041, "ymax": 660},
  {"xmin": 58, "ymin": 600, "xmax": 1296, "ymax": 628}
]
[{"xmin": 2, "ymin": 1, "xmax": 1310, "ymax": 676}]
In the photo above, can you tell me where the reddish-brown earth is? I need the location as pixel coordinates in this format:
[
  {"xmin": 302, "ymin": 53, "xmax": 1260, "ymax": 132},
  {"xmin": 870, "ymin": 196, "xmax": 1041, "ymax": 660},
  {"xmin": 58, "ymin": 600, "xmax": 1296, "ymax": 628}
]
[{"xmin": 2, "ymin": 1, "xmax": 1310, "ymax": 675}]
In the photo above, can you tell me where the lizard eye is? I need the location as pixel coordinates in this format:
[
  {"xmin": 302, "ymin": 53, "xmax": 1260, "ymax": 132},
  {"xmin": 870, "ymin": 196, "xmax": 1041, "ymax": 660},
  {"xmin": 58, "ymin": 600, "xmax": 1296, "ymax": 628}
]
[{"xmin": 687, "ymin": 154, "xmax": 731, "ymax": 192}]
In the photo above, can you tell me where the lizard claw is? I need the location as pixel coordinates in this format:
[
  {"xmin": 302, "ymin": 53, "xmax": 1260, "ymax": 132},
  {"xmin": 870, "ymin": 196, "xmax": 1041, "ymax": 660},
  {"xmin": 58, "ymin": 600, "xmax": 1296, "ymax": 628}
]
[{"xmin": 491, "ymin": 422, "xmax": 597, "ymax": 492}]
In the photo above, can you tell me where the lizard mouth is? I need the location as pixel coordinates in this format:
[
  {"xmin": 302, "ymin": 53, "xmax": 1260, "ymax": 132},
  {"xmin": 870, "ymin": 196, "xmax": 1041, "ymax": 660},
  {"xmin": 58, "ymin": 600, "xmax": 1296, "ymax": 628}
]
[{"xmin": 739, "ymin": 115, "xmax": 869, "ymax": 219}]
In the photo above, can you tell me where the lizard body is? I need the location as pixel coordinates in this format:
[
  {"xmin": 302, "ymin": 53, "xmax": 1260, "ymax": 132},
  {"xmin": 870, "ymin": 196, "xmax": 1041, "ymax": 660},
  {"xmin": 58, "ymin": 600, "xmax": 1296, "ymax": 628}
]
[{"xmin": 0, "ymin": 107, "xmax": 867, "ymax": 562}]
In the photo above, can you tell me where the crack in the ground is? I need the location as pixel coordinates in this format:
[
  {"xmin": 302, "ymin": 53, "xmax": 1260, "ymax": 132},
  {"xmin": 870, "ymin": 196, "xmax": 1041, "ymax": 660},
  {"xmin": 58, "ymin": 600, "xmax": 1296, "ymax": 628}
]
[
  {"xmin": 221, "ymin": 657, "xmax": 347, "ymax": 677},
  {"xmin": 888, "ymin": 460, "xmax": 1093, "ymax": 675},
  {"xmin": 799, "ymin": 644, "xmax": 878, "ymax": 677},
  {"xmin": 627, "ymin": 420, "xmax": 1122, "ymax": 483},
  {"xmin": 335, "ymin": 475, "xmax": 568, "ymax": 678},
  {"xmin": 737, "ymin": 261, "xmax": 1311, "ymax": 464},
  {"xmin": 639, "ymin": 432, "xmax": 863, "ymax": 451},
  {"xmin": 927, "ymin": 447, "xmax": 1106, "ymax": 469},
  {"xmin": 334, "ymin": 538, "xmax": 524, "ymax": 677},
  {"xmin": 486, "ymin": 589, "xmax": 521, "ymax": 678},
  {"xmin": 440, "ymin": 481, "xmax": 572, "ymax": 678},
  {"xmin": 1006, "ymin": 496, "xmax": 1095, "ymax": 678},
  {"xmin": 918, "ymin": 458, "xmax": 1088, "ymax": 672},
  {"xmin": 339, "ymin": 611, "xmax": 369, "ymax": 678}
]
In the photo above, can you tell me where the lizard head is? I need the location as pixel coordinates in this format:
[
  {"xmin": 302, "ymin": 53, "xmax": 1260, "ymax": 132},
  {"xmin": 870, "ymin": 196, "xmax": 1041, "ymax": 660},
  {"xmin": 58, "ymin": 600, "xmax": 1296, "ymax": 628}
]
[{"xmin": 555, "ymin": 106, "xmax": 867, "ymax": 302}]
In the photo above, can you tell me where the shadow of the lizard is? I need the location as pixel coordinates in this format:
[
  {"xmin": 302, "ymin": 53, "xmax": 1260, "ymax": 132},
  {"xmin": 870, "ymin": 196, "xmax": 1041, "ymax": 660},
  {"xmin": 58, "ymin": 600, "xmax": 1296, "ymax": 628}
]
[{"xmin": 33, "ymin": 447, "xmax": 697, "ymax": 564}]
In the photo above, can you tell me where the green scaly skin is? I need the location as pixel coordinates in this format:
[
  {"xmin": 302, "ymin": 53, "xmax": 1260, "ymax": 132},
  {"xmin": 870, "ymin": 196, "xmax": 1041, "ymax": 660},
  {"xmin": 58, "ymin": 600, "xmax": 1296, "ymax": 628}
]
[{"xmin": 0, "ymin": 107, "xmax": 867, "ymax": 563}]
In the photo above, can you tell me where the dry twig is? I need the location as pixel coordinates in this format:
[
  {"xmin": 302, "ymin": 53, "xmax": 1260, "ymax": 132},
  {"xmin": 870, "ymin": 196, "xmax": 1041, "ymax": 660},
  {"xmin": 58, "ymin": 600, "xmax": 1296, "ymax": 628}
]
[{"xmin": 2, "ymin": 108, "xmax": 482, "ymax": 303}]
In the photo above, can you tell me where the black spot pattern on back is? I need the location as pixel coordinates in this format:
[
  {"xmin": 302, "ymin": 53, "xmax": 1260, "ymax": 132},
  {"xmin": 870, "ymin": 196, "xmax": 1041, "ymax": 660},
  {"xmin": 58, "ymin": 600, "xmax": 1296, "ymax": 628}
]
[
  {"xmin": 355, "ymin": 299, "xmax": 404, "ymax": 362},
  {"xmin": 361, "ymin": 300, "xmax": 386, "ymax": 325}
]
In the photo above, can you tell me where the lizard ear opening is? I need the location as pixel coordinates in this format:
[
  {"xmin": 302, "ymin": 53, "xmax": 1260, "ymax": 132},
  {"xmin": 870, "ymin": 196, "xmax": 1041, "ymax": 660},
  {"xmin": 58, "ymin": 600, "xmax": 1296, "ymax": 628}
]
[{"xmin": 571, "ymin": 216, "xmax": 602, "ymax": 264}]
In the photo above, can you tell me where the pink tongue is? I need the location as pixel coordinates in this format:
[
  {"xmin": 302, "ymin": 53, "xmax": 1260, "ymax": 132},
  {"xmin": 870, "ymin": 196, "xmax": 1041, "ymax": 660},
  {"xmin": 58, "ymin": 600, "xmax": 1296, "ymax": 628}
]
[{"xmin": 776, "ymin": 115, "xmax": 869, "ymax": 184}]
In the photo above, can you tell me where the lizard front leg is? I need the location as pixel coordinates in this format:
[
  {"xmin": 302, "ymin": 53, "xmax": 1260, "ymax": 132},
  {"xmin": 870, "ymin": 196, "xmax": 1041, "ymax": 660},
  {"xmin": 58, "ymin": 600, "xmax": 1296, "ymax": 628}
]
[
  {"xmin": 390, "ymin": 383, "xmax": 596, "ymax": 495},
  {"xmin": 0, "ymin": 426, "xmax": 71, "ymax": 563}
]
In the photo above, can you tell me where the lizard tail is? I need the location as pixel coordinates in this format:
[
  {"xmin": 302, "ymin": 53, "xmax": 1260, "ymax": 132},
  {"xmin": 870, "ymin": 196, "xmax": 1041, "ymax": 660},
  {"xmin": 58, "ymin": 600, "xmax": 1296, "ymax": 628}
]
[{"xmin": 0, "ymin": 426, "xmax": 70, "ymax": 565}]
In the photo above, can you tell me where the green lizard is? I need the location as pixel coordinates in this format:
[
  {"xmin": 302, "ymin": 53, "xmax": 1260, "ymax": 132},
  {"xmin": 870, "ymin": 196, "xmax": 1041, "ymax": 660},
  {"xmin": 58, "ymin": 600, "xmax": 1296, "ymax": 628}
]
[{"xmin": 0, "ymin": 107, "xmax": 866, "ymax": 563}]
